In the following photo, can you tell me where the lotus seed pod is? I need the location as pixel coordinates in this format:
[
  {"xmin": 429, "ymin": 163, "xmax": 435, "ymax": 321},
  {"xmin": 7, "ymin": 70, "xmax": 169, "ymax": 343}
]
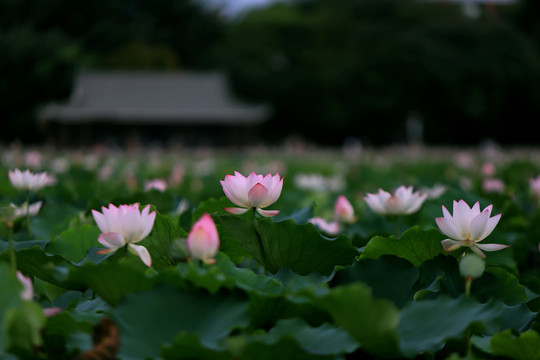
[{"xmin": 459, "ymin": 253, "xmax": 485, "ymax": 279}]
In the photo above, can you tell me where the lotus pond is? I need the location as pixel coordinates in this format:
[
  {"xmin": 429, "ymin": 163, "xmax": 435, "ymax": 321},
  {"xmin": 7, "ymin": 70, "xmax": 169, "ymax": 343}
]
[{"xmin": 2, "ymin": 144, "xmax": 540, "ymax": 359}]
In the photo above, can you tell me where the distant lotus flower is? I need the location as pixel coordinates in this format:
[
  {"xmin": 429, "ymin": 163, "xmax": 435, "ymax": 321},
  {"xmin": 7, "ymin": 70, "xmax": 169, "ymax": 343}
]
[
  {"xmin": 482, "ymin": 178, "xmax": 505, "ymax": 194},
  {"xmin": 24, "ymin": 151, "xmax": 42, "ymax": 168},
  {"xmin": 335, "ymin": 195, "xmax": 355, "ymax": 224},
  {"xmin": 436, "ymin": 200, "xmax": 508, "ymax": 259},
  {"xmin": 294, "ymin": 173, "xmax": 327, "ymax": 191},
  {"xmin": 308, "ymin": 217, "xmax": 340, "ymax": 235},
  {"xmin": 51, "ymin": 157, "xmax": 70, "ymax": 174},
  {"xmin": 454, "ymin": 152, "xmax": 475, "ymax": 170},
  {"xmin": 174, "ymin": 199, "xmax": 190, "ymax": 216},
  {"xmin": 294, "ymin": 173, "xmax": 345, "ymax": 192},
  {"xmin": 420, "ymin": 184, "xmax": 447, "ymax": 200},
  {"xmin": 186, "ymin": 213, "xmax": 220, "ymax": 264},
  {"xmin": 168, "ymin": 164, "xmax": 185, "ymax": 187},
  {"xmin": 17, "ymin": 271, "xmax": 34, "ymax": 301},
  {"xmin": 92, "ymin": 203, "xmax": 156, "ymax": 267},
  {"xmin": 12, "ymin": 201, "xmax": 42, "ymax": 220},
  {"xmin": 8, "ymin": 169, "xmax": 54, "ymax": 191},
  {"xmin": 98, "ymin": 163, "xmax": 114, "ymax": 181},
  {"xmin": 529, "ymin": 176, "xmax": 540, "ymax": 197},
  {"xmin": 144, "ymin": 178, "xmax": 167, "ymax": 192},
  {"xmin": 17, "ymin": 271, "xmax": 62, "ymax": 317},
  {"xmin": 364, "ymin": 186, "xmax": 427, "ymax": 215},
  {"xmin": 220, "ymin": 171, "xmax": 283, "ymax": 217},
  {"xmin": 481, "ymin": 162, "xmax": 496, "ymax": 177},
  {"xmin": 0, "ymin": 201, "xmax": 43, "ymax": 223}
]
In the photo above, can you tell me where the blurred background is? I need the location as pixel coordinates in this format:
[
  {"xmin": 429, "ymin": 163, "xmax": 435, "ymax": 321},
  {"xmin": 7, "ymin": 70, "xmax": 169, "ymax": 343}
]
[{"xmin": 1, "ymin": 0, "xmax": 539, "ymax": 148}]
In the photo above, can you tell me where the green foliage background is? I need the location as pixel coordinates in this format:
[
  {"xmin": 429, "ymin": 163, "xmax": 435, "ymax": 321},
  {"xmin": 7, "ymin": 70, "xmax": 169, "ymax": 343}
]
[{"xmin": 1, "ymin": 0, "xmax": 540, "ymax": 145}]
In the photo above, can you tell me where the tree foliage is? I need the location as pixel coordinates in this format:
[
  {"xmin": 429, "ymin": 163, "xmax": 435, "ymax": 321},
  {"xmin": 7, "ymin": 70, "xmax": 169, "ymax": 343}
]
[
  {"xmin": 0, "ymin": 0, "xmax": 224, "ymax": 142},
  {"xmin": 2, "ymin": 0, "xmax": 540, "ymax": 145},
  {"xmin": 220, "ymin": 0, "xmax": 540, "ymax": 145}
]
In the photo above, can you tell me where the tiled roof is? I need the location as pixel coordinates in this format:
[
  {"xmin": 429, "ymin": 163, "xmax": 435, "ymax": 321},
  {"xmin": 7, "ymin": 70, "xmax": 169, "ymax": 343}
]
[{"xmin": 40, "ymin": 71, "xmax": 268, "ymax": 125}]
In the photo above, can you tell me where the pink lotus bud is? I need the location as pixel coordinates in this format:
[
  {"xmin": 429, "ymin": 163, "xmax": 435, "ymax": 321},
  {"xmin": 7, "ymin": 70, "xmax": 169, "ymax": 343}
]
[
  {"xmin": 220, "ymin": 171, "xmax": 283, "ymax": 217},
  {"xmin": 187, "ymin": 213, "xmax": 220, "ymax": 264},
  {"xmin": 335, "ymin": 195, "xmax": 355, "ymax": 224}
]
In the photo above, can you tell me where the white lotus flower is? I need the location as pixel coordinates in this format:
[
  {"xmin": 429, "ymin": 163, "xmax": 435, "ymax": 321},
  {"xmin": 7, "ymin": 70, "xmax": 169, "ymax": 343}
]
[
  {"xmin": 92, "ymin": 203, "xmax": 156, "ymax": 267},
  {"xmin": 8, "ymin": 169, "xmax": 55, "ymax": 191},
  {"xmin": 220, "ymin": 171, "xmax": 283, "ymax": 217},
  {"xmin": 12, "ymin": 201, "xmax": 43, "ymax": 219},
  {"xmin": 364, "ymin": 186, "xmax": 427, "ymax": 215},
  {"xmin": 436, "ymin": 200, "xmax": 508, "ymax": 259}
]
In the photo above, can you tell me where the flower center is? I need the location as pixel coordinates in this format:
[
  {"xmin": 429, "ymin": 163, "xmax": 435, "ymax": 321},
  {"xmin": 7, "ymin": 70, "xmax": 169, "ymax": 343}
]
[{"xmin": 385, "ymin": 196, "xmax": 402, "ymax": 214}]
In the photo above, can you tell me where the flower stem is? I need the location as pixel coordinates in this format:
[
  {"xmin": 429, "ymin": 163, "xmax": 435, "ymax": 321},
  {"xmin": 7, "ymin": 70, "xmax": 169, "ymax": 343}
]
[
  {"xmin": 7, "ymin": 222, "xmax": 16, "ymax": 274},
  {"xmin": 395, "ymin": 215, "xmax": 401, "ymax": 237},
  {"xmin": 464, "ymin": 275, "xmax": 473, "ymax": 296},
  {"xmin": 464, "ymin": 275, "xmax": 473, "ymax": 356},
  {"xmin": 252, "ymin": 208, "xmax": 268, "ymax": 275},
  {"xmin": 26, "ymin": 191, "xmax": 33, "ymax": 239}
]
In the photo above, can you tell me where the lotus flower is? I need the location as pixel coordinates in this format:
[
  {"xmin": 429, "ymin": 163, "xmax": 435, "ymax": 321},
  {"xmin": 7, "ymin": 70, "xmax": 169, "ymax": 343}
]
[
  {"xmin": 92, "ymin": 203, "xmax": 156, "ymax": 267},
  {"xmin": 8, "ymin": 169, "xmax": 55, "ymax": 191},
  {"xmin": 364, "ymin": 186, "xmax": 427, "ymax": 215},
  {"xmin": 186, "ymin": 213, "xmax": 220, "ymax": 264},
  {"xmin": 482, "ymin": 178, "xmax": 505, "ymax": 194},
  {"xmin": 220, "ymin": 171, "xmax": 283, "ymax": 217},
  {"xmin": 481, "ymin": 162, "xmax": 496, "ymax": 177},
  {"xmin": 12, "ymin": 201, "xmax": 43, "ymax": 219},
  {"xmin": 436, "ymin": 200, "xmax": 508, "ymax": 259},
  {"xmin": 1, "ymin": 201, "xmax": 42, "ymax": 223},
  {"xmin": 16, "ymin": 271, "xmax": 34, "ymax": 301},
  {"xmin": 420, "ymin": 184, "xmax": 447, "ymax": 200},
  {"xmin": 335, "ymin": 195, "xmax": 355, "ymax": 224},
  {"xmin": 17, "ymin": 271, "xmax": 62, "ymax": 317},
  {"xmin": 529, "ymin": 176, "xmax": 540, "ymax": 197},
  {"xmin": 144, "ymin": 178, "xmax": 168, "ymax": 192},
  {"xmin": 308, "ymin": 217, "xmax": 340, "ymax": 235}
]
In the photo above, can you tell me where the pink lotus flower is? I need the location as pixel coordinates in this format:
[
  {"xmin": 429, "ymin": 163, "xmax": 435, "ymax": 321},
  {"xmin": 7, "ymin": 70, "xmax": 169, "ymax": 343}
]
[
  {"xmin": 364, "ymin": 186, "xmax": 427, "ymax": 215},
  {"xmin": 529, "ymin": 176, "xmax": 540, "ymax": 197},
  {"xmin": 220, "ymin": 171, "xmax": 283, "ymax": 217},
  {"xmin": 144, "ymin": 178, "xmax": 168, "ymax": 192},
  {"xmin": 17, "ymin": 271, "xmax": 62, "ymax": 317},
  {"xmin": 436, "ymin": 200, "xmax": 508, "ymax": 259},
  {"xmin": 481, "ymin": 162, "xmax": 496, "ymax": 177},
  {"xmin": 308, "ymin": 217, "xmax": 340, "ymax": 235},
  {"xmin": 8, "ymin": 169, "xmax": 55, "ymax": 191},
  {"xmin": 482, "ymin": 178, "xmax": 505, "ymax": 194},
  {"xmin": 187, "ymin": 213, "xmax": 220, "ymax": 264},
  {"xmin": 17, "ymin": 271, "xmax": 34, "ymax": 301},
  {"xmin": 92, "ymin": 203, "xmax": 156, "ymax": 267},
  {"xmin": 335, "ymin": 195, "xmax": 355, "ymax": 224}
]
